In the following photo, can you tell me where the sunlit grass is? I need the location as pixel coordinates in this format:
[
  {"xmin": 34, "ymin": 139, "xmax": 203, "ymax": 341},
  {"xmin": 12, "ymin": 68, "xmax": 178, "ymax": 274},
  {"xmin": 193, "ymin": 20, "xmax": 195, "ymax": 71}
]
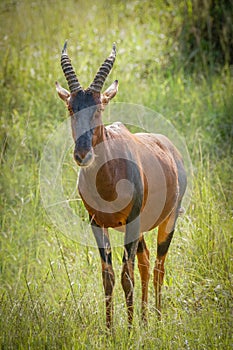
[{"xmin": 0, "ymin": 0, "xmax": 232, "ymax": 348}]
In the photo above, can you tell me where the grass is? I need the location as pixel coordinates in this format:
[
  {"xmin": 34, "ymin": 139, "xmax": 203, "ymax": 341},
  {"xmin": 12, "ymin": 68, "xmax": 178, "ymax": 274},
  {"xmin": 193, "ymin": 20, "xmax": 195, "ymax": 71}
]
[{"xmin": 0, "ymin": 0, "xmax": 232, "ymax": 349}]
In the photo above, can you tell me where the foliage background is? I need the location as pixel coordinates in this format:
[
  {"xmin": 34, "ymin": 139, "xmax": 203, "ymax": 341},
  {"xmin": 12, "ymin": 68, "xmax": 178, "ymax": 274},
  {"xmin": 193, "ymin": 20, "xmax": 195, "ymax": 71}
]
[{"xmin": 0, "ymin": 0, "xmax": 232, "ymax": 348}]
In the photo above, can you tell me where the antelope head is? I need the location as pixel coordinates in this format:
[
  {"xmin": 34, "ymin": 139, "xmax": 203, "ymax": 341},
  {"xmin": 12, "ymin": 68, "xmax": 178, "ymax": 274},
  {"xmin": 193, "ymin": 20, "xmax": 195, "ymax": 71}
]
[{"xmin": 56, "ymin": 41, "xmax": 118, "ymax": 167}]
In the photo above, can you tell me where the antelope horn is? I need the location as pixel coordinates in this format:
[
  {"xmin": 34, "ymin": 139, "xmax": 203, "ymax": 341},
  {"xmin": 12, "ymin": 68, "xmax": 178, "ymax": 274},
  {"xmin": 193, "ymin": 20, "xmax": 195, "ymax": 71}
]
[
  {"xmin": 61, "ymin": 40, "xmax": 82, "ymax": 93},
  {"xmin": 88, "ymin": 43, "xmax": 116, "ymax": 92}
]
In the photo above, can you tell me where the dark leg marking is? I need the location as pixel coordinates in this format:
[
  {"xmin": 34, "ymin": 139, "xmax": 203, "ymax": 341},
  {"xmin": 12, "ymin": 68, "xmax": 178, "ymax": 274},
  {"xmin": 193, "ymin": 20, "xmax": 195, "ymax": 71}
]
[
  {"xmin": 91, "ymin": 221, "xmax": 115, "ymax": 329},
  {"xmin": 121, "ymin": 216, "xmax": 140, "ymax": 328},
  {"xmin": 154, "ymin": 228, "xmax": 175, "ymax": 319},
  {"xmin": 90, "ymin": 216, "xmax": 112, "ymax": 263},
  {"xmin": 137, "ymin": 237, "xmax": 147, "ymax": 253},
  {"xmin": 157, "ymin": 230, "xmax": 174, "ymax": 257},
  {"xmin": 123, "ymin": 240, "xmax": 139, "ymax": 263}
]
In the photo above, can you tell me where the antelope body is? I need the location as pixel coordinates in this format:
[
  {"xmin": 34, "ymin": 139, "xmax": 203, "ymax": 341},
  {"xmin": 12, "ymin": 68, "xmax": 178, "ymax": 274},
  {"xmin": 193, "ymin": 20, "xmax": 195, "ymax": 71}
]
[{"xmin": 56, "ymin": 42, "xmax": 187, "ymax": 328}]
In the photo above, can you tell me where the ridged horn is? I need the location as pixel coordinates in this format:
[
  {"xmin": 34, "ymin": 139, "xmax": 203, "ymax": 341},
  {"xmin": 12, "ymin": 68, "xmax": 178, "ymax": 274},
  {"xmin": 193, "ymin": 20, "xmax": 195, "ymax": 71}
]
[
  {"xmin": 88, "ymin": 43, "xmax": 116, "ymax": 92},
  {"xmin": 61, "ymin": 40, "xmax": 82, "ymax": 93}
]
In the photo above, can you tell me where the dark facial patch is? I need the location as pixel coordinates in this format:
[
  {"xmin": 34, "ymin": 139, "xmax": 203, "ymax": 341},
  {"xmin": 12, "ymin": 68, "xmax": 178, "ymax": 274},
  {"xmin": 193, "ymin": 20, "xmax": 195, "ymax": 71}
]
[
  {"xmin": 70, "ymin": 91, "xmax": 100, "ymax": 165},
  {"xmin": 74, "ymin": 130, "xmax": 93, "ymax": 154},
  {"xmin": 70, "ymin": 90, "xmax": 97, "ymax": 113}
]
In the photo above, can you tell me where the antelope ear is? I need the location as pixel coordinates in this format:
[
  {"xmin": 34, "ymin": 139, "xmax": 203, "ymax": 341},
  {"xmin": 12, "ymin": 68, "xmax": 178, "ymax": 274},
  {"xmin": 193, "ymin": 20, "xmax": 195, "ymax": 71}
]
[
  {"xmin": 55, "ymin": 81, "xmax": 70, "ymax": 102},
  {"xmin": 101, "ymin": 80, "xmax": 118, "ymax": 105}
]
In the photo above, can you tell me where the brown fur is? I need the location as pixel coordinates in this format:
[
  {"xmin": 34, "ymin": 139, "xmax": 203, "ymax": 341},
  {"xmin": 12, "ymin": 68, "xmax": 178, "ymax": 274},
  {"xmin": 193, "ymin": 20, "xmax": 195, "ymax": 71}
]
[
  {"xmin": 56, "ymin": 45, "xmax": 187, "ymax": 329},
  {"xmin": 78, "ymin": 123, "xmax": 180, "ymax": 232}
]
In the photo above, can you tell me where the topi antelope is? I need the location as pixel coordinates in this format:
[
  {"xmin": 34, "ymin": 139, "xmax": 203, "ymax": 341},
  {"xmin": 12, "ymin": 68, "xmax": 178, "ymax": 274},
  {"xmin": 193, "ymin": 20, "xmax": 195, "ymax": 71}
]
[{"xmin": 56, "ymin": 41, "xmax": 187, "ymax": 329}]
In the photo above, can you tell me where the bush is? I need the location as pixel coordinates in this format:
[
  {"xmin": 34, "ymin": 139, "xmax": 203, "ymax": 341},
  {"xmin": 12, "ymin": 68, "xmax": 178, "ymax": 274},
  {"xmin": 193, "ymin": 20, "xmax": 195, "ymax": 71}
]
[{"xmin": 178, "ymin": 0, "xmax": 233, "ymax": 69}]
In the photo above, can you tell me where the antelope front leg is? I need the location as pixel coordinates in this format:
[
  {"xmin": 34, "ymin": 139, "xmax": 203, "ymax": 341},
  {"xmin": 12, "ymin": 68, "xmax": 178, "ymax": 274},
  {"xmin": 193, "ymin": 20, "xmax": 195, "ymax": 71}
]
[
  {"xmin": 101, "ymin": 260, "xmax": 115, "ymax": 329},
  {"xmin": 92, "ymin": 224, "xmax": 115, "ymax": 329},
  {"xmin": 121, "ymin": 217, "xmax": 140, "ymax": 328}
]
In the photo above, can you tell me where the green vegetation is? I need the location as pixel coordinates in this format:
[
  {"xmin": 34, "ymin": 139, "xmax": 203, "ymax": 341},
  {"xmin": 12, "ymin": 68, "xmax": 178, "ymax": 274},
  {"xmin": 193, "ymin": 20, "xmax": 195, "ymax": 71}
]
[{"xmin": 0, "ymin": 0, "xmax": 232, "ymax": 348}]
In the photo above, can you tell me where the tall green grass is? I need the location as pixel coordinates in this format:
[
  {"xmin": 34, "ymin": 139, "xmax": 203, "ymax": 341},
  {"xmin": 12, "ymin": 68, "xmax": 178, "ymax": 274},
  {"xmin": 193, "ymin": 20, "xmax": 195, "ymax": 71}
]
[{"xmin": 0, "ymin": 1, "xmax": 232, "ymax": 348}]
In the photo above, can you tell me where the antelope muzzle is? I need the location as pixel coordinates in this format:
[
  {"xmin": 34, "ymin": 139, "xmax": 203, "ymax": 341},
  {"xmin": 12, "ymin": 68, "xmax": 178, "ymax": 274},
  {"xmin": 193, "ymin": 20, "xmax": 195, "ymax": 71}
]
[{"xmin": 74, "ymin": 131, "xmax": 94, "ymax": 167}]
